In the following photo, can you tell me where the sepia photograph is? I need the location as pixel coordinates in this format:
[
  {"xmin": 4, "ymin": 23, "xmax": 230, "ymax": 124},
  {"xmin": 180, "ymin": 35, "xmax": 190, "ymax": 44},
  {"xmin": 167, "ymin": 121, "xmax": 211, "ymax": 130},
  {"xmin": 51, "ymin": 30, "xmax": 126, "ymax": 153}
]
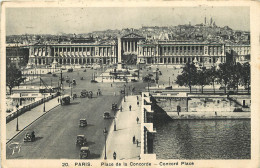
[{"xmin": 1, "ymin": 1, "xmax": 260, "ymax": 168}]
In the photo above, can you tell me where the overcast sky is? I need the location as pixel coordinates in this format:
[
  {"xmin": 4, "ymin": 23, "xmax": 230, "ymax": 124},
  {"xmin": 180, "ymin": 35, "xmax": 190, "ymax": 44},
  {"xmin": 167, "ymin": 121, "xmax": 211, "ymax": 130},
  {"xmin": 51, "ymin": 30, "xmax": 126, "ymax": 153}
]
[{"xmin": 6, "ymin": 7, "xmax": 250, "ymax": 35}]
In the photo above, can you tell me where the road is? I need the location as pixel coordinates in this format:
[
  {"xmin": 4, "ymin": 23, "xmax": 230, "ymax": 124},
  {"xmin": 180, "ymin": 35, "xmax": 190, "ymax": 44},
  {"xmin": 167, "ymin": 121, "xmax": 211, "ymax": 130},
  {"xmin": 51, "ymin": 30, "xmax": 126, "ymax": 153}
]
[{"xmin": 7, "ymin": 66, "xmax": 147, "ymax": 159}]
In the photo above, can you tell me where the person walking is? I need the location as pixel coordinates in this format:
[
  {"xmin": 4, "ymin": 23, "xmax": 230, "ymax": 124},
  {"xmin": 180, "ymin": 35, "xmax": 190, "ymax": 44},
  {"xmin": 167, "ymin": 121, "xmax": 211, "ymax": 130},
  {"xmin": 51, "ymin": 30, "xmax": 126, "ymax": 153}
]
[
  {"xmin": 129, "ymin": 105, "xmax": 132, "ymax": 111},
  {"xmin": 133, "ymin": 136, "xmax": 135, "ymax": 144},
  {"xmin": 113, "ymin": 151, "xmax": 117, "ymax": 160},
  {"xmin": 137, "ymin": 101, "xmax": 139, "ymax": 106},
  {"xmin": 136, "ymin": 139, "xmax": 139, "ymax": 147},
  {"xmin": 136, "ymin": 117, "xmax": 139, "ymax": 124}
]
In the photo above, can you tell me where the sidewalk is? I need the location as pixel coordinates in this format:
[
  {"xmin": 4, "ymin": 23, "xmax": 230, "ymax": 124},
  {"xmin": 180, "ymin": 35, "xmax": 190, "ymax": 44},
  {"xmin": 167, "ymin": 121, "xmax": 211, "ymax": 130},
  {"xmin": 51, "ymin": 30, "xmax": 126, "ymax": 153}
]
[
  {"xmin": 6, "ymin": 97, "xmax": 60, "ymax": 142},
  {"xmin": 101, "ymin": 95, "xmax": 141, "ymax": 160}
]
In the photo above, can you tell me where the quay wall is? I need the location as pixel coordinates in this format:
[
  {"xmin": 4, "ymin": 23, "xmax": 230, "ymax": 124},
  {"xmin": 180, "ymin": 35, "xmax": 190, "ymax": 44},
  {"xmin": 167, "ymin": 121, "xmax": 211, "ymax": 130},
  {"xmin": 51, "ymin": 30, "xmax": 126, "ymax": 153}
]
[{"xmin": 6, "ymin": 93, "xmax": 59, "ymax": 123}]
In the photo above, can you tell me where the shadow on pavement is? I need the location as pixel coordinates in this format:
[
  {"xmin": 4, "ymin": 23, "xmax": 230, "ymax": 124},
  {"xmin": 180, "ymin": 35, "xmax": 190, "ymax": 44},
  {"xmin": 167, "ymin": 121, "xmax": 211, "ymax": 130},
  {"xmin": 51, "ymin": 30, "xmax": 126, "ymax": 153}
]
[
  {"xmin": 70, "ymin": 102, "xmax": 81, "ymax": 105},
  {"xmin": 87, "ymin": 141, "xmax": 95, "ymax": 146},
  {"xmin": 34, "ymin": 136, "xmax": 44, "ymax": 141},
  {"xmin": 88, "ymin": 153, "xmax": 101, "ymax": 159}
]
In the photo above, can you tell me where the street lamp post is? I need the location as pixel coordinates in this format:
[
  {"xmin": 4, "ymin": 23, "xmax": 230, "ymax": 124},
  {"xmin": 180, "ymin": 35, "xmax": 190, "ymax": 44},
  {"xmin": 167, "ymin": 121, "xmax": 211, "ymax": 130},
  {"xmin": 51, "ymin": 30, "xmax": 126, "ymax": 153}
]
[
  {"xmin": 71, "ymin": 84, "xmax": 73, "ymax": 97},
  {"xmin": 43, "ymin": 93, "xmax": 46, "ymax": 112},
  {"xmin": 124, "ymin": 85, "xmax": 126, "ymax": 102},
  {"xmin": 103, "ymin": 127, "xmax": 108, "ymax": 160},
  {"xmin": 16, "ymin": 104, "xmax": 19, "ymax": 131},
  {"xmin": 114, "ymin": 118, "xmax": 116, "ymax": 131}
]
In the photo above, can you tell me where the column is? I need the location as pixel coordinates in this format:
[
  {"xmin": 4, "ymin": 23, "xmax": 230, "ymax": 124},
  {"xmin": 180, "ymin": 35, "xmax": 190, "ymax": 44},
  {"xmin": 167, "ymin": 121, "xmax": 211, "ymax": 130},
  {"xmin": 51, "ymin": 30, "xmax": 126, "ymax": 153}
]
[
  {"xmin": 130, "ymin": 41, "xmax": 132, "ymax": 52},
  {"xmin": 126, "ymin": 41, "xmax": 129, "ymax": 52},
  {"xmin": 162, "ymin": 47, "xmax": 164, "ymax": 56},
  {"xmin": 133, "ymin": 41, "xmax": 135, "ymax": 52}
]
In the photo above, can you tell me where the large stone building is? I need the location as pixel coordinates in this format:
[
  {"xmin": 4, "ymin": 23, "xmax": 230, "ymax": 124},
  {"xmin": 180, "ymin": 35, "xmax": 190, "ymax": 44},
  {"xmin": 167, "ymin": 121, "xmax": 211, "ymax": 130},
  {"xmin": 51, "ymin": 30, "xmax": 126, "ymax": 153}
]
[
  {"xmin": 6, "ymin": 32, "xmax": 250, "ymax": 68},
  {"xmin": 137, "ymin": 40, "xmax": 225, "ymax": 66}
]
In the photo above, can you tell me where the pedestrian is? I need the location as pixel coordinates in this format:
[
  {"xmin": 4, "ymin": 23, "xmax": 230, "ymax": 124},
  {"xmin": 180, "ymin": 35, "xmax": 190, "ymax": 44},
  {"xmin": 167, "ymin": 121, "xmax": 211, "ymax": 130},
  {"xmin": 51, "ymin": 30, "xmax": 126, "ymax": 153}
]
[
  {"xmin": 129, "ymin": 105, "xmax": 132, "ymax": 111},
  {"xmin": 136, "ymin": 139, "xmax": 139, "ymax": 147},
  {"xmin": 58, "ymin": 98, "xmax": 59, "ymax": 103},
  {"xmin": 113, "ymin": 151, "xmax": 116, "ymax": 160},
  {"xmin": 136, "ymin": 117, "xmax": 139, "ymax": 124},
  {"xmin": 133, "ymin": 136, "xmax": 135, "ymax": 144},
  {"xmin": 120, "ymin": 106, "xmax": 123, "ymax": 112},
  {"xmin": 137, "ymin": 101, "xmax": 139, "ymax": 106}
]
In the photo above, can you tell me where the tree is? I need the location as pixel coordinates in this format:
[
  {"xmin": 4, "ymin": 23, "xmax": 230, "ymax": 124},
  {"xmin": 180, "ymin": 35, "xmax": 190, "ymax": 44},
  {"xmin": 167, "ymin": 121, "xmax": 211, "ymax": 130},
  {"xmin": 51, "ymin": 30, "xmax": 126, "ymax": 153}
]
[
  {"xmin": 217, "ymin": 63, "xmax": 232, "ymax": 94},
  {"xmin": 197, "ymin": 67, "xmax": 209, "ymax": 93},
  {"xmin": 6, "ymin": 62, "xmax": 24, "ymax": 95},
  {"xmin": 240, "ymin": 62, "xmax": 250, "ymax": 94},
  {"xmin": 228, "ymin": 62, "xmax": 243, "ymax": 93},
  {"xmin": 206, "ymin": 66, "xmax": 218, "ymax": 94},
  {"xmin": 176, "ymin": 63, "xmax": 197, "ymax": 93}
]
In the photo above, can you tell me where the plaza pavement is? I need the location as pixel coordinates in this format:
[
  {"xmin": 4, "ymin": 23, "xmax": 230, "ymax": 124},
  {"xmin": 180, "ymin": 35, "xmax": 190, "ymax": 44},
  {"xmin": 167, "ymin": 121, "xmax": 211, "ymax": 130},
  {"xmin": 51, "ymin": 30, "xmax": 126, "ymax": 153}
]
[
  {"xmin": 101, "ymin": 95, "xmax": 141, "ymax": 160},
  {"xmin": 6, "ymin": 97, "xmax": 60, "ymax": 142}
]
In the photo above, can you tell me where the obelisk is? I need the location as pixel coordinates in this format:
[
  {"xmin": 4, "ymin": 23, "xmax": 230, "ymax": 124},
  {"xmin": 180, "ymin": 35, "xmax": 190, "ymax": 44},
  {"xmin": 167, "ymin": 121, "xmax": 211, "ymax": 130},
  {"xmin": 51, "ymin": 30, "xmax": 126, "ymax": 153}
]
[{"xmin": 117, "ymin": 37, "xmax": 122, "ymax": 70}]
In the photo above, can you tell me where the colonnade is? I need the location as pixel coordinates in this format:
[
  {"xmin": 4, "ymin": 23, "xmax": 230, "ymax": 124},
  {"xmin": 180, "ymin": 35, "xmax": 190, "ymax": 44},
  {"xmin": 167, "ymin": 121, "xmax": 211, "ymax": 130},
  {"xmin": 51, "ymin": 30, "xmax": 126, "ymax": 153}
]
[{"xmin": 122, "ymin": 40, "xmax": 138, "ymax": 53}]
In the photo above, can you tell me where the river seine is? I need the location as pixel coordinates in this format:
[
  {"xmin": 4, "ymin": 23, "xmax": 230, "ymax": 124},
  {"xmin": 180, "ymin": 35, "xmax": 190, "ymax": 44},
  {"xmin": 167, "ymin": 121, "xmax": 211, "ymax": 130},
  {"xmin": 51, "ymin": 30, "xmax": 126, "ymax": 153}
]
[{"xmin": 153, "ymin": 120, "xmax": 250, "ymax": 159}]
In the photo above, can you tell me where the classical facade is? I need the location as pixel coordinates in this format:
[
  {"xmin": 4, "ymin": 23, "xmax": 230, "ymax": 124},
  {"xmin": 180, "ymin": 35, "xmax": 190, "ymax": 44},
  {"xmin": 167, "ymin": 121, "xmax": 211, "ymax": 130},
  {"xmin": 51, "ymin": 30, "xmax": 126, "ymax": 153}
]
[
  {"xmin": 225, "ymin": 44, "xmax": 250, "ymax": 64},
  {"xmin": 120, "ymin": 33, "xmax": 145, "ymax": 64},
  {"xmin": 27, "ymin": 41, "xmax": 117, "ymax": 67},
  {"xmin": 9, "ymin": 33, "xmax": 250, "ymax": 68},
  {"xmin": 137, "ymin": 41, "xmax": 226, "ymax": 66}
]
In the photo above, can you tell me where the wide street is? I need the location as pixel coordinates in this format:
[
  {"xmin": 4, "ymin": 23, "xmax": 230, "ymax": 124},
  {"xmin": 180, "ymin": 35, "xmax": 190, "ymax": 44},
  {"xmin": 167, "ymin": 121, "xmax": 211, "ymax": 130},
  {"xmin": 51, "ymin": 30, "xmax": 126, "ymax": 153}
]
[{"xmin": 6, "ymin": 65, "xmax": 148, "ymax": 159}]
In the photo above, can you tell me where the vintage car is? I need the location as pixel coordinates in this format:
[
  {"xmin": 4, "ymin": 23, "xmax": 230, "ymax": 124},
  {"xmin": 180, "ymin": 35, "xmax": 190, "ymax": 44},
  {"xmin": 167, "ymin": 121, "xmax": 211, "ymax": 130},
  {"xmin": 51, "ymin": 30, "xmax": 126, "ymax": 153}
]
[
  {"xmin": 76, "ymin": 135, "xmax": 87, "ymax": 146},
  {"xmin": 80, "ymin": 90, "xmax": 88, "ymax": 98},
  {"xmin": 79, "ymin": 119, "xmax": 88, "ymax": 127},
  {"xmin": 68, "ymin": 68, "xmax": 73, "ymax": 72},
  {"xmin": 90, "ymin": 79, "xmax": 98, "ymax": 83},
  {"xmin": 73, "ymin": 94, "xmax": 77, "ymax": 98},
  {"xmin": 24, "ymin": 131, "xmax": 36, "ymax": 142},
  {"xmin": 80, "ymin": 147, "xmax": 90, "ymax": 159},
  {"xmin": 103, "ymin": 111, "xmax": 110, "ymax": 119},
  {"xmin": 61, "ymin": 95, "xmax": 71, "ymax": 105}
]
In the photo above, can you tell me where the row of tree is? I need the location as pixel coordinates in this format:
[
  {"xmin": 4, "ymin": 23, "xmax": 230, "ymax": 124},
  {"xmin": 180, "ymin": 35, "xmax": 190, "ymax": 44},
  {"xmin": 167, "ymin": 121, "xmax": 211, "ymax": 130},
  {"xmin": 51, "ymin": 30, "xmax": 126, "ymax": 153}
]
[
  {"xmin": 176, "ymin": 62, "xmax": 250, "ymax": 94},
  {"xmin": 6, "ymin": 61, "xmax": 25, "ymax": 95}
]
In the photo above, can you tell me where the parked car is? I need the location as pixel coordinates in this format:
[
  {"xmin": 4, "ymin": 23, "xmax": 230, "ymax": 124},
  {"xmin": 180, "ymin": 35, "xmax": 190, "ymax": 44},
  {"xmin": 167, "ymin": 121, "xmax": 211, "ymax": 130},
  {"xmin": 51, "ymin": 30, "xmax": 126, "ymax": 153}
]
[
  {"xmin": 24, "ymin": 131, "xmax": 36, "ymax": 142},
  {"xmin": 68, "ymin": 68, "xmax": 73, "ymax": 72},
  {"xmin": 79, "ymin": 119, "xmax": 88, "ymax": 127},
  {"xmin": 80, "ymin": 147, "xmax": 90, "ymax": 159},
  {"xmin": 76, "ymin": 135, "xmax": 87, "ymax": 146},
  {"xmin": 103, "ymin": 112, "xmax": 110, "ymax": 119}
]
